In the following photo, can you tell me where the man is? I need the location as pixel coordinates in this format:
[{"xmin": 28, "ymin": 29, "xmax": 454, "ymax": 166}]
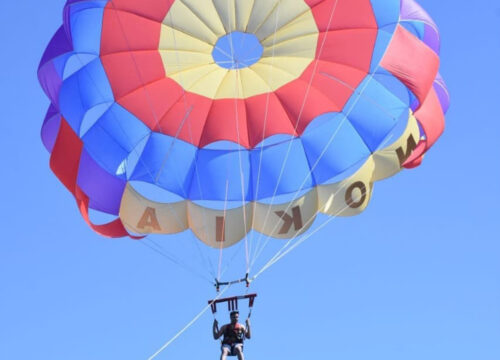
[{"xmin": 213, "ymin": 311, "xmax": 251, "ymax": 360}]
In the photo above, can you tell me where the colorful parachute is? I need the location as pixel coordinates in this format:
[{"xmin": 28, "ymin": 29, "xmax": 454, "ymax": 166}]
[{"xmin": 39, "ymin": 0, "xmax": 449, "ymax": 248}]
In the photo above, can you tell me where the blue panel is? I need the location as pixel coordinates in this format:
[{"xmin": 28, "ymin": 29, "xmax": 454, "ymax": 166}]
[
  {"xmin": 372, "ymin": 69, "xmax": 412, "ymax": 106},
  {"xmin": 370, "ymin": 0, "xmax": 401, "ymax": 28},
  {"xmin": 370, "ymin": 28, "xmax": 396, "ymax": 72},
  {"xmin": 369, "ymin": 0, "xmax": 399, "ymax": 72},
  {"xmin": 212, "ymin": 32, "xmax": 263, "ymax": 69},
  {"xmin": 63, "ymin": 53, "xmax": 98, "ymax": 80},
  {"xmin": 82, "ymin": 127, "xmax": 129, "ymax": 178},
  {"xmin": 250, "ymin": 139, "xmax": 313, "ymax": 200},
  {"xmin": 73, "ymin": 59, "xmax": 113, "ymax": 112},
  {"xmin": 59, "ymin": 74, "xmax": 86, "ymax": 131},
  {"xmin": 131, "ymin": 134, "xmax": 196, "ymax": 197},
  {"xmin": 59, "ymin": 58, "xmax": 114, "ymax": 132},
  {"xmin": 401, "ymin": 21, "xmax": 426, "ymax": 41},
  {"xmin": 95, "ymin": 104, "xmax": 150, "ymax": 151},
  {"xmin": 302, "ymin": 113, "xmax": 371, "ymax": 184},
  {"xmin": 381, "ymin": 110, "xmax": 413, "ymax": 150},
  {"xmin": 343, "ymin": 76, "xmax": 407, "ymax": 151},
  {"xmin": 80, "ymin": 102, "xmax": 113, "ymax": 136},
  {"xmin": 83, "ymin": 104, "xmax": 150, "ymax": 176},
  {"xmin": 68, "ymin": 3, "xmax": 106, "ymax": 54},
  {"xmin": 189, "ymin": 149, "xmax": 251, "ymax": 201},
  {"xmin": 52, "ymin": 53, "xmax": 73, "ymax": 79}
]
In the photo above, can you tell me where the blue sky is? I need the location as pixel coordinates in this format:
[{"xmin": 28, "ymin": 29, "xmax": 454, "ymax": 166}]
[{"xmin": 1, "ymin": 1, "xmax": 500, "ymax": 359}]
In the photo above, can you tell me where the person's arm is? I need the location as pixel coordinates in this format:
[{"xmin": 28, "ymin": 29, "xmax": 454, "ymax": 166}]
[
  {"xmin": 245, "ymin": 319, "xmax": 251, "ymax": 339},
  {"xmin": 213, "ymin": 320, "xmax": 224, "ymax": 340}
]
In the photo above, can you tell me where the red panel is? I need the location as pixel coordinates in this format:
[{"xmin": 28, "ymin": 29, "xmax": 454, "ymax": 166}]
[
  {"xmin": 415, "ymin": 87, "xmax": 445, "ymax": 148},
  {"xmin": 49, "ymin": 118, "xmax": 138, "ymax": 238},
  {"xmin": 403, "ymin": 142, "xmax": 425, "ymax": 169},
  {"xmin": 50, "ymin": 118, "xmax": 83, "ymax": 195},
  {"xmin": 275, "ymin": 69, "xmax": 340, "ymax": 134},
  {"xmin": 245, "ymin": 92, "xmax": 297, "ymax": 147},
  {"xmin": 105, "ymin": 0, "xmax": 173, "ymax": 23},
  {"xmin": 304, "ymin": 0, "xmax": 325, "ymax": 8},
  {"xmin": 404, "ymin": 87, "xmax": 445, "ymax": 168},
  {"xmin": 117, "ymin": 78, "xmax": 185, "ymax": 130},
  {"xmin": 75, "ymin": 187, "xmax": 142, "ymax": 239},
  {"xmin": 317, "ymin": 28, "xmax": 377, "ymax": 72},
  {"xmin": 101, "ymin": 7, "xmax": 163, "ymax": 55},
  {"xmin": 306, "ymin": 60, "xmax": 365, "ymax": 109},
  {"xmin": 200, "ymin": 99, "xmax": 250, "ymax": 148},
  {"xmin": 101, "ymin": 51, "xmax": 165, "ymax": 99},
  {"xmin": 159, "ymin": 92, "xmax": 213, "ymax": 146},
  {"xmin": 307, "ymin": 0, "xmax": 377, "ymax": 31},
  {"xmin": 381, "ymin": 25, "xmax": 440, "ymax": 106},
  {"xmin": 100, "ymin": 0, "xmax": 378, "ymax": 149}
]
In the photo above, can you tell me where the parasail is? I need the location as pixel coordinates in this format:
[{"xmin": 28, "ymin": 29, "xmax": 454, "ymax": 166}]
[{"xmin": 39, "ymin": 0, "xmax": 449, "ymax": 255}]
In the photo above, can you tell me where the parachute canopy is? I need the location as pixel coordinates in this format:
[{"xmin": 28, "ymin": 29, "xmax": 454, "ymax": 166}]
[{"xmin": 39, "ymin": 0, "xmax": 449, "ymax": 247}]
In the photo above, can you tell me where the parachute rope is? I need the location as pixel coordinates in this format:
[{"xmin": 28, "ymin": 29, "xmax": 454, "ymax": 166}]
[
  {"xmin": 41, "ymin": 0, "xmax": 446, "ymax": 306},
  {"xmin": 219, "ymin": 240, "xmax": 246, "ymax": 282},
  {"xmin": 139, "ymin": 239, "xmax": 214, "ymax": 284},
  {"xmin": 224, "ymin": 0, "xmax": 252, "ymax": 274},
  {"xmin": 63, "ymin": 15, "xmax": 217, "ymax": 280},
  {"xmin": 147, "ymin": 285, "xmax": 231, "ymax": 360},
  {"xmin": 248, "ymin": 6, "xmax": 403, "ymax": 274},
  {"xmin": 110, "ymin": 1, "xmax": 218, "ymax": 279},
  {"xmin": 248, "ymin": 74, "xmax": 397, "ymax": 272},
  {"xmin": 162, "ymin": 5, "xmax": 219, "ymax": 279},
  {"xmin": 217, "ymin": 180, "xmax": 230, "ymax": 282},
  {"xmin": 65, "ymin": 43, "xmax": 192, "ymax": 240},
  {"xmin": 252, "ymin": 196, "xmax": 357, "ymax": 281},
  {"xmin": 249, "ymin": 0, "xmax": 341, "ymax": 270},
  {"xmin": 250, "ymin": 125, "xmax": 401, "ymax": 280},
  {"xmin": 249, "ymin": 0, "xmax": 284, "ymax": 274},
  {"xmin": 250, "ymin": 118, "xmax": 399, "ymax": 275},
  {"xmin": 39, "ymin": 4, "xmax": 448, "ymax": 357}
]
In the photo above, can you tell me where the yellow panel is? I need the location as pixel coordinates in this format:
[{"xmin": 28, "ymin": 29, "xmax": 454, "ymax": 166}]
[
  {"xmin": 187, "ymin": 202, "xmax": 253, "ymax": 248},
  {"xmin": 235, "ymin": 0, "xmax": 255, "ymax": 31},
  {"xmin": 120, "ymin": 184, "xmax": 188, "ymax": 235},
  {"xmin": 317, "ymin": 158, "xmax": 375, "ymax": 217},
  {"xmin": 213, "ymin": 70, "xmax": 244, "ymax": 99},
  {"xmin": 372, "ymin": 111, "xmax": 421, "ymax": 181},
  {"xmin": 212, "ymin": 0, "xmax": 237, "ymax": 33},
  {"xmin": 186, "ymin": 66, "xmax": 229, "ymax": 99},
  {"xmin": 261, "ymin": 8, "xmax": 318, "ymax": 44},
  {"xmin": 251, "ymin": 60, "xmax": 306, "ymax": 90},
  {"xmin": 170, "ymin": 64, "xmax": 223, "ymax": 92},
  {"xmin": 187, "ymin": 68, "xmax": 230, "ymax": 99},
  {"xmin": 175, "ymin": 0, "xmax": 227, "ymax": 38},
  {"xmin": 238, "ymin": 68, "xmax": 272, "ymax": 98},
  {"xmin": 245, "ymin": 0, "xmax": 280, "ymax": 35},
  {"xmin": 159, "ymin": 50, "xmax": 213, "ymax": 75},
  {"xmin": 262, "ymin": 33, "xmax": 319, "ymax": 58},
  {"xmin": 163, "ymin": 1, "xmax": 220, "ymax": 44},
  {"xmin": 253, "ymin": 191, "xmax": 318, "ymax": 239},
  {"xmin": 253, "ymin": 0, "xmax": 313, "ymax": 41},
  {"xmin": 159, "ymin": 25, "xmax": 214, "ymax": 52},
  {"xmin": 159, "ymin": 0, "xmax": 318, "ymax": 99}
]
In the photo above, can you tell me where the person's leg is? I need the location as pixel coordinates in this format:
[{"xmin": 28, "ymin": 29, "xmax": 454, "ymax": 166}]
[
  {"xmin": 221, "ymin": 346, "xmax": 230, "ymax": 360},
  {"xmin": 234, "ymin": 345, "xmax": 244, "ymax": 360}
]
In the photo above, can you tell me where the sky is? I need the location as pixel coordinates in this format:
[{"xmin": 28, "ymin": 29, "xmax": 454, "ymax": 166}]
[{"xmin": 1, "ymin": 1, "xmax": 500, "ymax": 359}]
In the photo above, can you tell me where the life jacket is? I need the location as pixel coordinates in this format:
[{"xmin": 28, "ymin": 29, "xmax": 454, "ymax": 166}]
[{"xmin": 222, "ymin": 323, "xmax": 245, "ymax": 345}]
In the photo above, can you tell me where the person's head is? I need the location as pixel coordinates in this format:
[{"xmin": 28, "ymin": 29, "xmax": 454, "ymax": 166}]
[{"xmin": 229, "ymin": 311, "xmax": 239, "ymax": 324}]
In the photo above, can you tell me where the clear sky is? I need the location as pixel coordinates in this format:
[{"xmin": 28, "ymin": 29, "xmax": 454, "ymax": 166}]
[{"xmin": 1, "ymin": 1, "xmax": 499, "ymax": 359}]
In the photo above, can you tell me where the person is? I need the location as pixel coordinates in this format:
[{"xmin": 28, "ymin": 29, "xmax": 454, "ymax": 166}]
[{"xmin": 213, "ymin": 311, "xmax": 251, "ymax": 360}]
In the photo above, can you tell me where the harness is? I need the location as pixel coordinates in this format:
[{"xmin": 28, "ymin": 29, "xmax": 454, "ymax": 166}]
[{"xmin": 222, "ymin": 323, "xmax": 245, "ymax": 345}]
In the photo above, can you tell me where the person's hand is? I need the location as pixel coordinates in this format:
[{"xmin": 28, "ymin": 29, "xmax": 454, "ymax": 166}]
[{"xmin": 245, "ymin": 318, "xmax": 250, "ymax": 327}]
